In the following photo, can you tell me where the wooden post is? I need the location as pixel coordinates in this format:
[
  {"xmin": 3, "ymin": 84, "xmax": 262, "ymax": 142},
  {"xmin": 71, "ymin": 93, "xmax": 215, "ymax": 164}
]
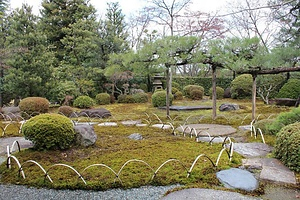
[{"xmin": 252, "ymin": 73, "xmax": 257, "ymax": 121}]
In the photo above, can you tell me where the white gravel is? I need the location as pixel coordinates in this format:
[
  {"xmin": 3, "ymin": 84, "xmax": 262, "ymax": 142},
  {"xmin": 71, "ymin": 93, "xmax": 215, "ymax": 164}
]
[{"xmin": 0, "ymin": 184, "xmax": 180, "ymax": 200}]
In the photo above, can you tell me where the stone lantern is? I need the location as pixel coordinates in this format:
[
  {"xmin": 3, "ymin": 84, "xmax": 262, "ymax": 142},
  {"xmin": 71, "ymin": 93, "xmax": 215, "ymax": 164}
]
[{"xmin": 152, "ymin": 73, "xmax": 164, "ymax": 91}]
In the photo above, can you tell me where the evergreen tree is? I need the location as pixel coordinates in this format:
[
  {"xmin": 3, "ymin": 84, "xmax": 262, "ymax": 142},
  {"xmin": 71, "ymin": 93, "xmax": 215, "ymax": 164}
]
[
  {"xmin": 4, "ymin": 4, "xmax": 55, "ymax": 100},
  {"xmin": 98, "ymin": 2, "xmax": 129, "ymax": 69}
]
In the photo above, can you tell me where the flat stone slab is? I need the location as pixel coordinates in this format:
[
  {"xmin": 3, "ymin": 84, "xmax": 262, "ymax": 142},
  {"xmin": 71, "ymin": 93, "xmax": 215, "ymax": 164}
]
[
  {"xmin": 242, "ymin": 158, "xmax": 297, "ymax": 185},
  {"xmin": 231, "ymin": 143, "xmax": 273, "ymax": 158},
  {"xmin": 239, "ymin": 125, "xmax": 252, "ymax": 131},
  {"xmin": 159, "ymin": 106, "xmax": 212, "ymax": 111},
  {"xmin": 260, "ymin": 158, "xmax": 297, "ymax": 185},
  {"xmin": 98, "ymin": 122, "xmax": 118, "ymax": 127},
  {"xmin": 196, "ymin": 136, "xmax": 225, "ymax": 143},
  {"xmin": 162, "ymin": 188, "xmax": 260, "ymax": 200},
  {"xmin": 121, "ymin": 120, "xmax": 141, "ymax": 126},
  {"xmin": 152, "ymin": 124, "xmax": 172, "ymax": 129},
  {"xmin": 0, "ymin": 137, "xmax": 33, "ymax": 155},
  {"xmin": 216, "ymin": 168, "xmax": 259, "ymax": 191},
  {"xmin": 177, "ymin": 124, "xmax": 236, "ymax": 137}
]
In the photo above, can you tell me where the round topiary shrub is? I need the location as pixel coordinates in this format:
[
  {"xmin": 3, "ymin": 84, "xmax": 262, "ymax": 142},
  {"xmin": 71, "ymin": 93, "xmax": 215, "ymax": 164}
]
[
  {"xmin": 117, "ymin": 94, "xmax": 127, "ymax": 103},
  {"xmin": 274, "ymin": 122, "xmax": 300, "ymax": 172},
  {"xmin": 58, "ymin": 106, "xmax": 74, "ymax": 117},
  {"xmin": 19, "ymin": 97, "xmax": 49, "ymax": 118},
  {"xmin": 152, "ymin": 90, "xmax": 173, "ymax": 107},
  {"xmin": 174, "ymin": 91, "xmax": 183, "ymax": 100},
  {"xmin": 277, "ymin": 79, "xmax": 300, "ymax": 99},
  {"xmin": 172, "ymin": 82, "xmax": 181, "ymax": 91},
  {"xmin": 209, "ymin": 86, "xmax": 225, "ymax": 99},
  {"xmin": 190, "ymin": 88, "xmax": 203, "ymax": 100},
  {"xmin": 230, "ymin": 74, "xmax": 252, "ymax": 99},
  {"xmin": 73, "ymin": 95, "xmax": 95, "ymax": 108},
  {"xmin": 133, "ymin": 92, "xmax": 148, "ymax": 103},
  {"xmin": 95, "ymin": 93, "xmax": 110, "ymax": 105},
  {"xmin": 22, "ymin": 113, "xmax": 75, "ymax": 150},
  {"xmin": 183, "ymin": 85, "xmax": 204, "ymax": 99}
]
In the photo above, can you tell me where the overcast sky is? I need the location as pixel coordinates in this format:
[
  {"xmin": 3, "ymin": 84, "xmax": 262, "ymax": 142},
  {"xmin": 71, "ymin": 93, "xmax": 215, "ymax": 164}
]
[{"xmin": 9, "ymin": 0, "xmax": 227, "ymax": 18}]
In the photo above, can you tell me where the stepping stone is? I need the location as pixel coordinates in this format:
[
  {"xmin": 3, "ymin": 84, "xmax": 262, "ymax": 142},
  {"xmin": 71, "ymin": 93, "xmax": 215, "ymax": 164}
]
[
  {"xmin": 121, "ymin": 120, "xmax": 141, "ymax": 126},
  {"xmin": 260, "ymin": 158, "xmax": 297, "ymax": 185},
  {"xmin": 231, "ymin": 143, "xmax": 273, "ymax": 158},
  {"xmin": 177, "ymin": 124, "xmax": 236, "ymax": 137},
  {"xmin": 0, "ymin": 137, "xmax": 33, "ymax": 155},
  {"xmin": 98, "ymin": 122, "xmax": 118, "ymax": 127},
  {"xmin": 216, "ymin": 168, "xmax": 259, "ymax": 191},
  {"xmin": 152, "ymin": 124, "xmax": 172, "ymax": 129},
  {"xmin": 196, "ymin": 136, "xmax": 225, "ymax": 143}
]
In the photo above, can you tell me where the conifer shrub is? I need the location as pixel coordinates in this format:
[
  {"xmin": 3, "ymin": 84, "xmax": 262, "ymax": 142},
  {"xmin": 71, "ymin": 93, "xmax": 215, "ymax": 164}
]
[
  {"xmin": 58, "ymin": 106, "xmax": 74, "ymax": 117},
  {"xmin": 95, "ymin": 93, "xmax": 110, "ymax": 105},
  {"xmin": 152, "ymin": 90, "xmax": 173, "ymax": 107},
  {"xmin": 19, "ymin": 97, "xmax": 49, "ymax": 117},
  {"xmin": 133, "ymin": 92, "xmax": 148, "ymax": 103},
  {"xmin": 172, "ymin": 82, "xmax": 181, "ymax": 91},
  {"xmin": 73, "ymin": 95, "xmax": 95, "ymax": 108},
  {"xmin": 209, "ymin": 86, "xmax": 225, "ymax": 99},
  {"xmin": 230, "ymin": 74, "xmax": 252, "ymax": 99},
  {"xmin": 267, "ymin": 107, "xmax": 300, "ymax": 135},
  {"xmin": 183, "ymin": 85, "xmax": 204, "ymax": 99},
  {"xmin": 277, "ymin": 78, "xmax": 300, "ymax": 99},
  {"xmin": 274, "ymin": 122, "xmax": 300, "ymax": 172},
  {"xmin": 254, "ymin": 118, "xmax": 275, "ymax": 135},
  {"xmin": 117, "ymin": 94, "xmax": 127, "ymax": 103},
  {"xmin": 22, "ymin": 113, "xmax": 75, "ymax": 150}
]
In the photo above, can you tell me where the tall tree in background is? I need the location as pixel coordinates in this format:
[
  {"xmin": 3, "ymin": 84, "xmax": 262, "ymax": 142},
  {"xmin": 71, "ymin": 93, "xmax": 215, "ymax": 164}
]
[
  {"xmin": 272, "ymin": 0, "xmax": 300, "ymax": 48},
  {"xmin": 4, "ymin": 4, "xmax": 54, "ymax": 102},
  {"xmin": 98, "ymin": 2, "xmax": 129, "ymax": 69}
]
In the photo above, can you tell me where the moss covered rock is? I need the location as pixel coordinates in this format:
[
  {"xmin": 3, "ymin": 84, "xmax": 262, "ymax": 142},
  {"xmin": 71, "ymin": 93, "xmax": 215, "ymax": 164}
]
[{"xmin": 22, "ymin": 113, "xmax": 75, "ymax": 150}]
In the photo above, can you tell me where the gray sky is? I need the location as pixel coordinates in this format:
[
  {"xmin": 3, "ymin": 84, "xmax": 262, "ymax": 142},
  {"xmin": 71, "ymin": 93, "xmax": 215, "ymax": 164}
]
[{"xmin": 9, "ymin": 0, "xmax": 227, "ymax": 17}]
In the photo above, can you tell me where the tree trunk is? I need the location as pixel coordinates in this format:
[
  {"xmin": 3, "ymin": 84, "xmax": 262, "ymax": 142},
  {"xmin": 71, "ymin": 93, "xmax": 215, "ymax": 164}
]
[
  {"xmin": 212, "ymin": 66, "xmax": 217, "ymax": 120},
  {"xmin": 252, "ymin": 73, "xmax": 257, "ymax": 121},
  {"xmin": 0, "ymin": 67, "xmax": 3, "ymax": 107},
  {"xmin": 166, "ymin": 67, "xmax": 170, "ymax": 117}
]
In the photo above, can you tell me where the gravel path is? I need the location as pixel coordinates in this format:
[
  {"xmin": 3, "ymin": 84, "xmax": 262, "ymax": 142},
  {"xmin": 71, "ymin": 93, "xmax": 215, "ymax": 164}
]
[{"xmin": 0, "ymin": 184, "xmax": 179, "ymax": 200}]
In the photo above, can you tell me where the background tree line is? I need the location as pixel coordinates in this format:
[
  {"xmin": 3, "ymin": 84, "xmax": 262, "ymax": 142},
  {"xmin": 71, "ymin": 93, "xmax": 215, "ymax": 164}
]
[{"xmin": 0, "ymin": 0, "xmax": 299, "ymax": 108}]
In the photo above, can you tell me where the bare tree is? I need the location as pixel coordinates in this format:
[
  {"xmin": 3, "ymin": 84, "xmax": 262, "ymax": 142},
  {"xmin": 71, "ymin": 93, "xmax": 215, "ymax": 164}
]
[{"xmin": 225, "ymin": 0, "xmax": 279, "ymax": 50}]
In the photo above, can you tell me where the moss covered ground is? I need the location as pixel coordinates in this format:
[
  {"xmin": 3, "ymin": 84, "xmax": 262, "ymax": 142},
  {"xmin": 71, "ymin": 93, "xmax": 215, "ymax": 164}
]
[{"xmin": 0, "ymin": 98, "xmax": 296, "ymax": 191}]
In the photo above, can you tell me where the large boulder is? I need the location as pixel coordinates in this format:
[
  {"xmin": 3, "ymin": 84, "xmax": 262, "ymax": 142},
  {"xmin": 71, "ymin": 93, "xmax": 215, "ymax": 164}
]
[
  {"xmin": 74, "ymin": 124, "xmax": 97, "ymax": 147},
  {"xmin": 219, "ymin": 103, "xmax": 239, "ymax": 111},
  {"xmin": 73, "ymin": 108, "xmax": 111, "ymax": 118},
  {"xmin": 275, "ymin": 98, "xmax": 297, "ymax": 107}
]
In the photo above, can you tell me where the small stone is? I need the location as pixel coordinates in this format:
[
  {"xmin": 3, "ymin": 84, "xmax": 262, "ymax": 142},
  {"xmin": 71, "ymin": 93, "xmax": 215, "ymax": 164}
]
[
  {"xmin": 128, "ymin": 133, "xmax": 143, "ymax": 140},
  {"xmin": 217, "ymin": 168, "xmax": 259, "ymax": 191},
  {"xmin": 219, "ymin": 103, "xmax": 239, "ymax": 111}
]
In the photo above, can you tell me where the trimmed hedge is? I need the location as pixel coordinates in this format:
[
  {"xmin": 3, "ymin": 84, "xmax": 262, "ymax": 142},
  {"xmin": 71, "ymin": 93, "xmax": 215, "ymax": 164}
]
[
  {"xmin": 277, "ymin": 78, "xmax": 300, "ymax": 99},
  {"xmin": 58, "ymin": 106, "xmax": 73, "ymax": 117},
  {"xmin": 231, "ymin": 74, "xmax": 252, "ymax": 99},
  {"xmin": 152, "ymin": 90, "xmax": 173, "ymax": 107},
  {"xmin": 19, "ymin": 97, "xmax": 49, "ymax": 117},
  {"xmin": 95, "ymin": 93, "xmax": 110, "ymax": 105},
  {"xmin": 274, "ymin": 122, "xmax": 300, "ymax": 172},
  {"xmin": 209, "ymin": 86, "xmax": 224, "ymax": 99},
  {"xmin": 22, "ymin": 113, "xmax": 75, "ymax": 150},
  {"xmin": 183, "ymin": 85, "xmax": 204, "ymax": 100},
  {"xmin": 133, "ymin": 92, "xmax": 148, "ymax": 103},
  {"xmin": 73, "ymin": 96, "xmax": 95, "ymax": 108}
]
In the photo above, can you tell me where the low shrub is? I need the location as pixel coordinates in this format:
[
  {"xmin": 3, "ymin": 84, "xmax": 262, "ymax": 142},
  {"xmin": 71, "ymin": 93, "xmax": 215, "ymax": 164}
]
[
  {"xmin": 267, "ymin": 107, "xmax": 300, "ymax": 135},
  {"xmin": 172, "ymin": 82, "xmax": 181, "ymax": 91},
  {"xmin": 22, "ymin": 113, "xmax": 75, "ymax": 150},
  {"xmin": 19, "ymin": 97, "xmax": 49, "ymax": 117},
  {"xmin": 183, "ymin": 85, "xmax": 204, "ymax": 99},
  {"xmin": 274, "ymin": 122, "xmax": 300, "ymax": 172},
  {"xmin": 277, "ymin": 79, "xmax": 300, "ymax": 99},
  {"xmin": 95, "ymin": 93, "xmax": 110, "ymax": 105},
  {"xmin": 133, "ymin": 92, "xmax": 148, "ymax": 103},
  {"xmin": 209, "ymin": 86, "xmax": 224, "ymax": 99},
  {"xmin": 152, "ymin": 90, "xmax": 173, "ymax": 107},
  {"xmin": 58, "ymin": 106, "xmax": 73, "ymax": 117},
  {"xmin": 231, "ymin": 74, "xmax": 252, "ymax": 99},
  {"xmin": 73, "ymin": 96, "xmax": 95, "ymax": 109},
  {"xmin": 254, "ymin": 118, "xmax": 275, "ymax": 135},
  {"xmin": 174, "ymin": 91, "xmax": 183, "ymax": 100}
]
